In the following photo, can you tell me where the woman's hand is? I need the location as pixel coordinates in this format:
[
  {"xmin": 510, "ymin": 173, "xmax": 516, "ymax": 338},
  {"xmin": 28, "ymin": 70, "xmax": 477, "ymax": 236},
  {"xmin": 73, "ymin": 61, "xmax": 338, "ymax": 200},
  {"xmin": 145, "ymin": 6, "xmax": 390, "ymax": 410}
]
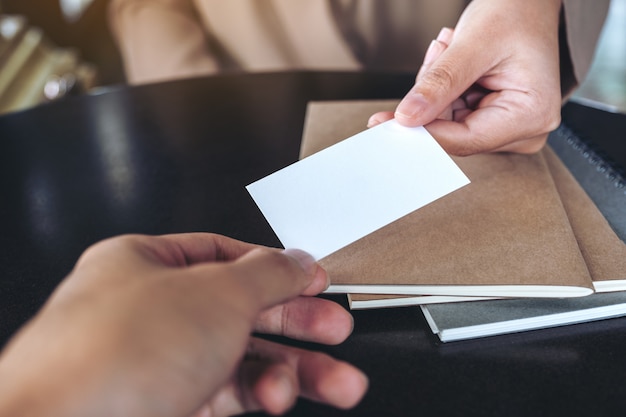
[{"xmin": 369, "ymin": 0, "xmax": 563, "ymax": 155}]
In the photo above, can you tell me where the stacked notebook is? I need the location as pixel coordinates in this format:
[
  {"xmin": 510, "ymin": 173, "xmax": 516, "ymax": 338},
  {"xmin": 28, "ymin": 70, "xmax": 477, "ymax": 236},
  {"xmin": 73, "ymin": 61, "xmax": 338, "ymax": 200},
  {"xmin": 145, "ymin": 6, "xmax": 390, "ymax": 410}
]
[{"xmin": 297, "ymin": 100, "xmax": 626, "ymax": 342}]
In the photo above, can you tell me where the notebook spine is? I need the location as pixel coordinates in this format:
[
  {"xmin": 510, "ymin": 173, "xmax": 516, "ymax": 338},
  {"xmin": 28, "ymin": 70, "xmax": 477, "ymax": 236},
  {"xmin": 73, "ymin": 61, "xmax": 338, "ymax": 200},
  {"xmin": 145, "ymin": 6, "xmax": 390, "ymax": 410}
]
[{"xmin": 558, "ymin": 124, "xmax": 626, "ymax": 195}]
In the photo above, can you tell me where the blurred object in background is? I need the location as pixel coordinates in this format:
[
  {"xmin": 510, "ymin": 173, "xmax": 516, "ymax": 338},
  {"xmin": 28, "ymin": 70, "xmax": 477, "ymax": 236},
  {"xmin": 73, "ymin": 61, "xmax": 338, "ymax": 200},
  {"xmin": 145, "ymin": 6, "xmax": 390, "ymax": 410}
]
[
  {"xmin": 0, "ymin": 13, "xmax": 97, "ymax": 114},
  {"xmin": 571, "ymin": 0, "xmax": 626, "ymax": 114},
  {"xmin": 59, "ymin": 0, "xmax": 94, "ymax": 23},
  {"xmin": 0, "ymin": 0, "xmax": 125, "ymax": 89}
]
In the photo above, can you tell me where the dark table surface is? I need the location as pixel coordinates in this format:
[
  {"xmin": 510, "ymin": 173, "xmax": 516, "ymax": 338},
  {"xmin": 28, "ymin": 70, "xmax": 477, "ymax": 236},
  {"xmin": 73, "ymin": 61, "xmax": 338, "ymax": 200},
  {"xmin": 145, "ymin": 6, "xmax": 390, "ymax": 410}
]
[{"xmin": 1, "ymin": 72, "xmax": 625, "ymax": 416}]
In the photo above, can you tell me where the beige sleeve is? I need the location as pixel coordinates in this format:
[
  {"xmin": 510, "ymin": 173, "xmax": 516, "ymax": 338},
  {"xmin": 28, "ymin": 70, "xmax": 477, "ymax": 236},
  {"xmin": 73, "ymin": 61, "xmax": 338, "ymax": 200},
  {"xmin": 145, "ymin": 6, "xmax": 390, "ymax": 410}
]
[
  {"xmin": 560, "ymin": 0, "xmax": 610, "ymax": 95},
  {"xmin": 108, "ymin": 0, "xmax": 219, "ymax": 84}
]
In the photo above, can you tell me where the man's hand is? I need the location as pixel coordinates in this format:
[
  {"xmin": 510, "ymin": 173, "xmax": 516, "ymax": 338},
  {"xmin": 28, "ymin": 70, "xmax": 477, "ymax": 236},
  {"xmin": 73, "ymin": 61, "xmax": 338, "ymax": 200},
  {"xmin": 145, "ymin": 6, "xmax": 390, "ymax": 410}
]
[{"xmin": 0, "ymin": 233, "xmax": 367, "ymax": 417}]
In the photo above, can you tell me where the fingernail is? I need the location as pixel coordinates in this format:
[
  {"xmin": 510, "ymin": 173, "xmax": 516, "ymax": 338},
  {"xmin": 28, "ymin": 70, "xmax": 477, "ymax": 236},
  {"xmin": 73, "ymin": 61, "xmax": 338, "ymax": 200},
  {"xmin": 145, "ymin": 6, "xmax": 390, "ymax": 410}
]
[
  {"xmin": 270, "ymin": 370, "xmax": 296, "ymax": 413},
  {"xmin": 276, "ymin": 371, "xmax": 294, "ymax": 400},
  {"xmin": 423, "ymin": 40, "xmax": 443, "ymax": 66},
  {"xmin": 367, "ymin": 115, "xmax": 382, "ymax": 128},
  {"xmin": 436, "ymin": 27, "xmax": 454, "ymax": 44},
  {"xmin": 282, "ymin": 248, "xmax": 317, "ymax": 275},
  {"xmin": 193, "ymin": 405, "xmax": 212, "ymax": 417},
  {"xmin": 395, "ymin": 92, "xmax": 428, "ymax": 121}
]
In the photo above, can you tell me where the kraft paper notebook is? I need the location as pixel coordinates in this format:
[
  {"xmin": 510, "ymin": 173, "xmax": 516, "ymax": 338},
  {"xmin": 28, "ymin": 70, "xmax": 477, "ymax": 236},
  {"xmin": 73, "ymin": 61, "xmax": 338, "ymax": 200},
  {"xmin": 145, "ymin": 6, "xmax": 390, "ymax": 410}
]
[
  {"xmin": 416, "ymin": 126, "xmax": 626, "ymax": 342},
  {"xmin": 349, "ymin": 137, "xmax": 626, "ymax": 309},
  {"xmin": 298, "ymin": 100, "xmax": 626, "ymax": 298},
  {"xmin": 347, "ymin": 293, "xmax": 496, "ymax": 310}
]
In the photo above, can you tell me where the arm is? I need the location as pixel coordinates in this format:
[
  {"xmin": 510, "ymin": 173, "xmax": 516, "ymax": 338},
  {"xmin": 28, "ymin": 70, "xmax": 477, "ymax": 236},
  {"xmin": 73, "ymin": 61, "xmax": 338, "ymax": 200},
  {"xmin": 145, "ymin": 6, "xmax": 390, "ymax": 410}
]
[
  {"xmin": 0, "ymin": 233, "xmax": 367, "ymax": 417},
  {"xmin": 108, "ymin": 0, "xmax": 219, "ymax": 84}
]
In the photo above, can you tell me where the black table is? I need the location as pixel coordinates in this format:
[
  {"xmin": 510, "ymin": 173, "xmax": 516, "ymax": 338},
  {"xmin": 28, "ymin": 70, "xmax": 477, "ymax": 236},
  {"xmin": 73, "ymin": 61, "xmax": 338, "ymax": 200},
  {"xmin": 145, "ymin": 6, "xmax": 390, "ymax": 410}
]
[{"xmin": 1, "ymin": 72, "xmax": 625, "ymax": 416}]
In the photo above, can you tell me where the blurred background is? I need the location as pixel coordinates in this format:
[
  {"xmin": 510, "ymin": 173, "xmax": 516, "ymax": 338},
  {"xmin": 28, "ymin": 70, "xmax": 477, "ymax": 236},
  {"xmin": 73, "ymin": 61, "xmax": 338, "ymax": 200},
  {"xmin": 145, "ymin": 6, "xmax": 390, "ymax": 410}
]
[
  {"xmin": 0, "ymin": 0, "xmax": 624, "ymax": 116},
  {"xmin": 0, "ymin": 0, "xmax": 123, "ymax": 114},
  {"xmin": 1, "ymin": 0, "xmax": 123, "ymax": 83},
  {"xmin": 570, "ymin": 0, "xmax": 626, "ymax": 113}
]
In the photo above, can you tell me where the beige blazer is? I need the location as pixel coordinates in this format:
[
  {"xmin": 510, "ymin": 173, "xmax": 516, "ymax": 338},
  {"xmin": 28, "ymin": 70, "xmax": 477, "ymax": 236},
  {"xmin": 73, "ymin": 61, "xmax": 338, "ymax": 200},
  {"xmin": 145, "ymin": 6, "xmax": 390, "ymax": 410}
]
[{"xmin": 109, "ymin": 0, "xmax": 609, "ymax": 94}]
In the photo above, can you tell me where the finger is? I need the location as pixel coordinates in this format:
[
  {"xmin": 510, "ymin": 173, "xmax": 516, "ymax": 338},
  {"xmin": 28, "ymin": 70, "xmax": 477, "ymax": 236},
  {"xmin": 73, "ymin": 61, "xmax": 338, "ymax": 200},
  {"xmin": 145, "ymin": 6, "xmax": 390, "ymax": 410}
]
[
  {"xmin": 151, "ymin": 234, "xmax": 329, "ymax": 293},
  {"xmin": 251, "ymin": 362, "xmax": 299, "ymax": 415},
  {"xmin": 416, "ymin": 39, "xmax": 446, "ymax": 80},
  {"xmin": 215, "ymin": 248, "xmax": 329, "ymax": 313},
  {"xmin": 254, "ymin": 296, "xmax": 354, "ymax": 345},
  {"xmin": 72, "ymin": 233, "xmax": 261, "ymax": 280},
  {"xmin": 425, "ymin": 90, "xmax": 556, "ymax": 155},
  {"xmin": 297, "ymin": 349, "xmax": 368, "ymax": 409},
  {"xmin": 437, "ymin": 104, "xmax": 453, "ymax": 121},
  {"xmin": 367, "ymin": 111, "xmax": 394, "ymax": 128},
  {"xmin": 369, "ymin": 106, "xmax": 455, "ymax": 128},
  {"xmin": 403, "ymin": 27, "xmax": 452, "ymax": 121},
  {"xmin": 103, "ymin": 233, "xmax": 262, "ymax": 268},
  {"xmin": 247, "ymin": 338, "xmax": 368, "ymax": 409},
  {"xmin": 490, "ymin": 132, "xmax": 549, "ymax": 153},
  {"xmin": 463, "ymin": 87, "xmax": 487, "ymax": 109},
  {"xmin": 452, "ymin": 108, "xmax": 472, "ymax": 123},
  {"xmin": 436, "ymin": 26, "xmax": 454, "ymax": 45},
  {"xmin": 248, "ymin": 338, "xmax": 368, "ymax": 410},
  {"xmin": 204, "ymin": 361, "xmax": 299, "ymax": 417},
  {"xmin": 395, "ymin": 37, "xmax": 488, "ymax": 127},
  {"xmin": 368, "ymin": 102, "xmax": 453, "ymax": 127},
  {"xmin": 415, "ymin": 27, "xmax": 453, "ymax": 80},
  {"xmin": 368, "ymin": 28, "xmax": 453, "ymax": 129},
  {"xmin": 157, "ymin": 233, "xmax": 267, "ymax": 265},
  {"xmin": 197, "ymin": 338, "xmax": 367, "ymax": 416},
  {"xmin": 426, "ymin": 119, "xmax": 549, "ymax": 155}
]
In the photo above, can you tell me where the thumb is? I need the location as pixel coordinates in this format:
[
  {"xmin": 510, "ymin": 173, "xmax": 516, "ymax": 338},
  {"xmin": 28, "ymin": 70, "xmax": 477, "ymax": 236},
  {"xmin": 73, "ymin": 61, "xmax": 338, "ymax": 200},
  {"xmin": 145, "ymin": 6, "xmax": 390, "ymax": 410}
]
[
  {"xmin": 223, "ymin": 248, "xmax": 329, "ymax": 313},
  {"xmin": 394, "ymin": 43, "xmax": 484, "ymax": 127}
]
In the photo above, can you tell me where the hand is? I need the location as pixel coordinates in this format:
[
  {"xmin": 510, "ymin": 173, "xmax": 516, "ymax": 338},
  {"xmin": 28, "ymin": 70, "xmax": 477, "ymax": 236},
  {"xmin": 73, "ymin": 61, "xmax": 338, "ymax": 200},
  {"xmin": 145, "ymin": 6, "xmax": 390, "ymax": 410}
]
[
  {"xmin": 369, "ymin": 0, "xmax": 563, "ymax": 155},
  {"xmin": 0, "ymin": 233, "xmax": 367, "ymax": 417}
]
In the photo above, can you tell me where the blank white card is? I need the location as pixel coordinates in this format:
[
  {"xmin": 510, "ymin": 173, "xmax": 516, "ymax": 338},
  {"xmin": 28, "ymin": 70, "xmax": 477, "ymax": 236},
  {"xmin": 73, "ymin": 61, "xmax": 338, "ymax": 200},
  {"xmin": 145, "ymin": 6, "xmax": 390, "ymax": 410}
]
[{"xmin": 246, "ymin": 120, "xmax": 470, "ymax": 260}]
